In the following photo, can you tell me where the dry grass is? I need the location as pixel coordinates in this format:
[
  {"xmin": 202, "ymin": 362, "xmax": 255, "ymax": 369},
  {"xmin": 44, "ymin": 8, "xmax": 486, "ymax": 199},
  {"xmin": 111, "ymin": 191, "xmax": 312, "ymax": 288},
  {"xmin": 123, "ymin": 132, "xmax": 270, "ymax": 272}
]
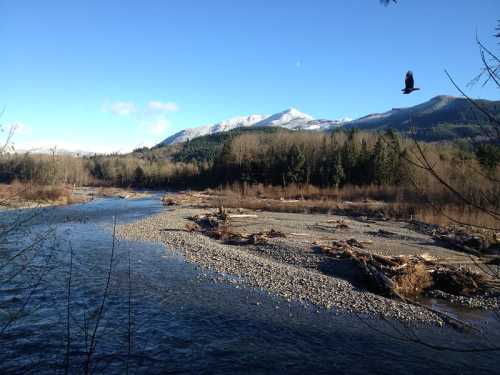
[
  {"xmin": 393, "ymin": 264, "xmax": 433, "ymax": 298},
  {"xmin": 412, "ymin": 205, "xmax": 498, "ymax": 229},
  {"xmin": 21, "ymin": 184, "xmax": 70, "ymax": 202},
  {"xmin": 207, "ymin": 183, "xmax": 500, "ymax": 231},
  {"xmin": 0, "ymin": 181, "xmax": 73, "ymax": 206},
  {"xmin": 214, "ymin": 182, "xmax": 400, "ymax": 202}
]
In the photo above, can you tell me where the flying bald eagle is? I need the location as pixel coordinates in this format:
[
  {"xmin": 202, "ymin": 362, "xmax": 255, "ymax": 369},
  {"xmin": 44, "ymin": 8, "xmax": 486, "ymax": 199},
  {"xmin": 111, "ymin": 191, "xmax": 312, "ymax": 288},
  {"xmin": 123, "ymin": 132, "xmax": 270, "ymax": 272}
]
[{"xmin": 402, "ymin": 71, "xmax": 420, "ymax": 94}]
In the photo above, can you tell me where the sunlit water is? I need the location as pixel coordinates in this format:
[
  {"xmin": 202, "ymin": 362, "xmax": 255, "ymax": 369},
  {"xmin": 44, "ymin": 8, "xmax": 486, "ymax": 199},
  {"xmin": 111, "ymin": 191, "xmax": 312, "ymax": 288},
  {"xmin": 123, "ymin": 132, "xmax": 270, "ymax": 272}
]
[{"xmin": 0, "ymin": 195, "xmax": 499, "ymax": 374}]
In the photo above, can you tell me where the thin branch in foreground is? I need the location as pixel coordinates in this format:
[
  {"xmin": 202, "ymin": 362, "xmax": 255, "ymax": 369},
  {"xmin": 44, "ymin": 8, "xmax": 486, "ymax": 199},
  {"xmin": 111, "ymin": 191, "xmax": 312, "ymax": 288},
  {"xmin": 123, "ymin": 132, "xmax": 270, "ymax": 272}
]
[
  {"xmin": 84, "ymin": 215, "xmax": 118, "ymax": 375},
  {"xmin": 64, "ymin": 242, "xmax": 74, "ymax": 375},
  {"xmin": 126, "ymin": 240, "xmax": 133, "ymax": 374},
  {"xmin": 445, "ymin": 70, "xmax": 500, "ymax": 134}
]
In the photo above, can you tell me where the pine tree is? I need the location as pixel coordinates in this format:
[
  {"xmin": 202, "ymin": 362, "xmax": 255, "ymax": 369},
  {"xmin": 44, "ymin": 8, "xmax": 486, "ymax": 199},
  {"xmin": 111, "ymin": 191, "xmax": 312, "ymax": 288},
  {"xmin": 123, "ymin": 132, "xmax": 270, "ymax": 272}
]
[
  {"xmin": 133, "ymin": 165, "xmax": 146, "ymax": 186},
  {"xmin": 330, "ymin": 151, "xmax": 345, "ymax": 187},
  {"xmin": 286, "ymin": 144, "xmax": 305, "ymax": 184},
  {"xmin": 372, "ymin": 137, "xmax": 390, "ymax": 185},
  {"xmin": 341, "ymin": 129, "xmax": 359, "ymax": 184}
]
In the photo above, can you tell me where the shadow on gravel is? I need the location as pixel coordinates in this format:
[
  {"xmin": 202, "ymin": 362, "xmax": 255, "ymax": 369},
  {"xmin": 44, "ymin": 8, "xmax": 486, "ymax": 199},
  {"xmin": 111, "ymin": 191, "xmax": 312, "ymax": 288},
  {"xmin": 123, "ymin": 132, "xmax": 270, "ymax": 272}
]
[{"xmin": 312, "ymin": 248, "xmax": 368, "ymax": 291}]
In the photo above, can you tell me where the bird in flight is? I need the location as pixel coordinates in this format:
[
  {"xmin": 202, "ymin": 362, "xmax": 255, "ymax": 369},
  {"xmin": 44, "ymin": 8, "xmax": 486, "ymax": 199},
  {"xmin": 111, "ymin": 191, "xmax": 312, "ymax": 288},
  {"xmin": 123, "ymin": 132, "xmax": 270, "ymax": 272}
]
[{"xmin": 402, "ymin": 71, "xmax": 420, "ymax": 94}]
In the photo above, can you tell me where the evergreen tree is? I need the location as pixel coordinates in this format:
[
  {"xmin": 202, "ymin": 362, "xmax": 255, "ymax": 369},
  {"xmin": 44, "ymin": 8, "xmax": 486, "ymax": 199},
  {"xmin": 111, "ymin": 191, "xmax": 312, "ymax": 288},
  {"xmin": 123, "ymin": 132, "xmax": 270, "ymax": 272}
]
[
  {"xmin": 341, "ymin": 129, "xmax": 359, "ymax": 183},
  {"xmin": 384, "ymin": 129, "xmax": 403, "ymax": 184},
  {"xmin": 286, "ymin": 144, "xmax": 305, "ymax": 184},
  {"xmin": 372, "ymin": 137, "xmax": 391, "ymax": 185},
  {"xmin": 330, "ymin": 151, "xmax": 345, "ymax": 187},
  {"xmin": 133, "ymin": 165, "xmax": 146, "ymax": 186},
  {"xmin": 476, "ymin": 143, "xmax": 500, "ymax": 172},
  {"xmin": 215, "ymin": 141, "xmax": 234, "ymax": 183},
  {"xmin": 356, "ymin": 139, "xmax": 371, "ymax": 185}
]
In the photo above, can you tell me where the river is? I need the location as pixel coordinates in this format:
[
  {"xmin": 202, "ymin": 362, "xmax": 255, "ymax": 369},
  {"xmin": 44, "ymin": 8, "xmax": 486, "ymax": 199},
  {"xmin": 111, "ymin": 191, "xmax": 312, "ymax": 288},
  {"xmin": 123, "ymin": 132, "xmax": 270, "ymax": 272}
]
[{"xmin": 0, "ymin": 194, "xmax": 498, "ymax": 374}]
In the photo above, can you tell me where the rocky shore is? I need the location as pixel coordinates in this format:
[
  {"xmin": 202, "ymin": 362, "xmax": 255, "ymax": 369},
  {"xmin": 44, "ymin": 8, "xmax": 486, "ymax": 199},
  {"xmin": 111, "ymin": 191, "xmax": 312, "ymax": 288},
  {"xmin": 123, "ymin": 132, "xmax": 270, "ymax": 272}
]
[{"xmin": 117, "ymin": 207, "xmax": 457, "ymax": 323}]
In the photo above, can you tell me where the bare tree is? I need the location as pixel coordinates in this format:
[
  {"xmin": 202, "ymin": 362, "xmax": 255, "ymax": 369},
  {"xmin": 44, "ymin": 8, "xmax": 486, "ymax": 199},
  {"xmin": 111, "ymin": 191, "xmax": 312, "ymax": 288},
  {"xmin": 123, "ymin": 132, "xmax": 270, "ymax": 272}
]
[{"xmin": 367, "ymin": 22, "xmax": 500, "ymax": 353}]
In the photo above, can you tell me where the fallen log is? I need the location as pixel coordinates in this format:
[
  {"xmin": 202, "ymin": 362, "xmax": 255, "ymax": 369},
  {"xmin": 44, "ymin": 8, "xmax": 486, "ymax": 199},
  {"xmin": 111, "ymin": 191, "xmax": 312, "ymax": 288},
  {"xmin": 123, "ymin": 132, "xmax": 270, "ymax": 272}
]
[
  {"xmin": 227, "ymin": 214, "xmax": 258, "ymax": 219},
  {"xmin": 434, "ymin": 234, "xmax": 482, "ymax": 256},
  {"xmin": 322, "ymin": 245, "xmax": 492, "ymax": 301}
]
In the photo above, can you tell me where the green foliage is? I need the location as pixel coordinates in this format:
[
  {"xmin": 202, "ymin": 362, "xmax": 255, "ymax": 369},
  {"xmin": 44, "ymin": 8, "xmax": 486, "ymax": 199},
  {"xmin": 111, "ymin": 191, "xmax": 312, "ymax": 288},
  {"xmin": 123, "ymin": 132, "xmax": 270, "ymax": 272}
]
[
  {"xmin": 476, "ymin": 143, "xmax": 500, "ymax": 171},
  {"xmin": 2, "ymin": 128, "xmax": 495, "ymax": 194},
  {"xmin": 330, "ymin": 152, "xmax": 345, "ymax": 187},
  {"xmin": 171, "ymin": 127, "xmax": 291, "ymax": 163},
  {"xmin": 133, "ymin": 166, "xmax": 146, "ymax": 187},
  {"xmin": 286, "ymin": 145, "xmax": 305, "ymax": 184}
]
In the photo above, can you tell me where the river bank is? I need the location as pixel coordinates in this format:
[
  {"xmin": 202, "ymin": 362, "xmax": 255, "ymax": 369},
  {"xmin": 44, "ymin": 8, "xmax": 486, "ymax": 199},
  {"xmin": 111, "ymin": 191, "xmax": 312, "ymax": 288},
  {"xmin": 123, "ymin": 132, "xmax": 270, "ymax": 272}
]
[
  {"xmin": 0, "ymin": 184, "xmax": 152, "ymax": 209},
  {"xmin": 117, "ymin": 199, "xmax": 500, "ymax": 324},
  {"xmin": 2, "ymin": 194, "xmax": 499, "ymax": 374}
]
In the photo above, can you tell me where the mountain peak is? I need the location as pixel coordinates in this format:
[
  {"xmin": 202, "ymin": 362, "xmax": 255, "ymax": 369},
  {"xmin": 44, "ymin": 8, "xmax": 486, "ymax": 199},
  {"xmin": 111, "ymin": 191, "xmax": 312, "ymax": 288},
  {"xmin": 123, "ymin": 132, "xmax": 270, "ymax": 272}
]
[
  {"xmin": 254, "ymin": 108, "xmax": 313, "ymax": 128},
  {"xmin": 282, "ymin": 107, "xmax": 308, "ymax": 116},
  {"xmin": 282, "ymin": 107, "xmax": 313, "ymax": 119},
  {"xmin": 429, "ymin": 95, "xmax": 457, "ymax": 104},
  {"xmin": 157, "ymin": 107, "xmax": 347, "ymax": 146}
]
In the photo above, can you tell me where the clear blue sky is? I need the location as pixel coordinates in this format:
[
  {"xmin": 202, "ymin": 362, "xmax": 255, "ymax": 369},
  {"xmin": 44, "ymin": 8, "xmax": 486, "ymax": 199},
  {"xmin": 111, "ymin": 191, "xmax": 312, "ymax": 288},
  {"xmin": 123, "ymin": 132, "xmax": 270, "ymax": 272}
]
[{"xmin": 1, "ymin": 0, "xmax": 499, "ymax": 152}]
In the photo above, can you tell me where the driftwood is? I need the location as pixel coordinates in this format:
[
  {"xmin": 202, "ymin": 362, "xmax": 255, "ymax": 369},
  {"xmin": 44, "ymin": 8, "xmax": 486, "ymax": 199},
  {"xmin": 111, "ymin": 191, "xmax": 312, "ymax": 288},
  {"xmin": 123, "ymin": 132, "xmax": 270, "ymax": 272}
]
[
  {"xmin": 328, "ymin": 246, "xmax": 487, "ymax": 331},
  {"xmin": 203, "ymin": 228, "xmax": 286, "ymax": 246},
  {"xmin": 188, "ymin": 210, "xmax": 284, "ymax": 245},
  {"xmin": 434, "ymin": 234, "xmax": 482, "ymax": 256},
  {"xmin": 161, "ymin": 192, "xmax": 212, "ymax": 206},
  {"xmin": 228, "ymin": 214, "xmax": 258, "ymax": 219},
  {"xmin": 318, "ymin": 241, "xmax": 492, "ymax": 300}
]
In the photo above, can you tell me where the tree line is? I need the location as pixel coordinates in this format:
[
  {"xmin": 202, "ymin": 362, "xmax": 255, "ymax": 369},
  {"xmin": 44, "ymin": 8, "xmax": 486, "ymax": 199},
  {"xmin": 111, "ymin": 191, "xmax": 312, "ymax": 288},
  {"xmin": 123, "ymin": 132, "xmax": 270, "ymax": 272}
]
[{"xmin": 1, "ymin": 129, "xmax": 497, "ymax": 213}]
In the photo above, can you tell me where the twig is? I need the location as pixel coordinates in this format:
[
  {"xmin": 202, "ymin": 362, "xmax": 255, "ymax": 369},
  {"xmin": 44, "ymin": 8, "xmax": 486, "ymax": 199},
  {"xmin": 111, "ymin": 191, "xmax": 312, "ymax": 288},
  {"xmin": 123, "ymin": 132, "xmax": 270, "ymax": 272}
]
[
  {"xmin": 64, "ymin": 242, "xmax": 74, "ymax": 375},
  {"xmin": 126, "ymin": 238, "xmax": 132, "ymax": 374},
  {"xmin": 84, "ymin": 215, "xmax": 118, "ymax": 375}
]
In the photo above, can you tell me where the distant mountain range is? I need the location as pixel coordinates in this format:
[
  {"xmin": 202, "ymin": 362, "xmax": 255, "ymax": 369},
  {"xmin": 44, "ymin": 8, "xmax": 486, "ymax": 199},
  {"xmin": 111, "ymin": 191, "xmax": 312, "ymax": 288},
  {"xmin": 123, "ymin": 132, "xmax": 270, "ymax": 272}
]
[
  {"xmin": 15, "ymin": 147, "xmax": 95, "ymax": 156},
  {"xmin": 345, "ymin": 95, "xmax": 500, "ymax": 140},
  {"xmin": 157, "ymin": 95, "xmax": 500, "ymax": 146}
]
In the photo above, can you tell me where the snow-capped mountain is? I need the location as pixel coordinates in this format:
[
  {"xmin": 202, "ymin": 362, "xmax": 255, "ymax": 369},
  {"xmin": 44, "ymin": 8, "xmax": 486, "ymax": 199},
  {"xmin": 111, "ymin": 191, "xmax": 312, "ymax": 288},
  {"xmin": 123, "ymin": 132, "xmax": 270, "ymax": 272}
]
[
  {"xmin": 14, "ymin": 147, "xmax": 96, "ymax": 156},
  {"xmin": 157, "ymin": 108, "xmax": 351, "ymax": 146},
  {"xmin": 155, "ymin": 95, "xmax": 500, "ymax": 147},
  {"xmin": 253, "ymin": 108, "xmax": 312, "ymax": 129},
  {"xmin": 158, "ymin": 114, "xmax": 269, "ymax": 145}
]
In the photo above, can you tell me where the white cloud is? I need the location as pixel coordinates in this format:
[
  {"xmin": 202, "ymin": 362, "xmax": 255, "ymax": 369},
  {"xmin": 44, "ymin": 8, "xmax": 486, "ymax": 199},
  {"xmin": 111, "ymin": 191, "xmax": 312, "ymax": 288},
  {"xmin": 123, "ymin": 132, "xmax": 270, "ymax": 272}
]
[
  {"xmin": 104, "ymin": 101, "xmax": 137, "ymax": 116},
  {"xmin": 147, "ymin": 101, "xmax": 179, "ymax": 112},
  {"xmin": 102, "ymin": 99, "xmax": 177, "ymax": 138},
  {"xmin": 140, "ymin": 117, "xmax": 170, "ymax": 135}
]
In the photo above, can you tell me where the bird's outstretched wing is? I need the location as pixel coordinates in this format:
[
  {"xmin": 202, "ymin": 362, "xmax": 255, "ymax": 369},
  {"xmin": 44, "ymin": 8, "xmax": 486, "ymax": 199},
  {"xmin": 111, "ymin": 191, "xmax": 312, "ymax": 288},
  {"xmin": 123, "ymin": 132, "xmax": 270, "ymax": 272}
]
[{"xmin": 405, "ymin": 71, "xmax": 414, "ymax": 90}]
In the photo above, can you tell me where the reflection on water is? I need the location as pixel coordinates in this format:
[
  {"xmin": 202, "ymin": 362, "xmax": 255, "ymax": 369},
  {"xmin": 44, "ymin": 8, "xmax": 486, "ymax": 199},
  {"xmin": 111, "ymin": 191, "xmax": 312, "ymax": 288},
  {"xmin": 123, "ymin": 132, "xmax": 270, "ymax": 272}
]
[{"xmin": 0, "ymin": 196, "xmax": 499, "ymax": 374}]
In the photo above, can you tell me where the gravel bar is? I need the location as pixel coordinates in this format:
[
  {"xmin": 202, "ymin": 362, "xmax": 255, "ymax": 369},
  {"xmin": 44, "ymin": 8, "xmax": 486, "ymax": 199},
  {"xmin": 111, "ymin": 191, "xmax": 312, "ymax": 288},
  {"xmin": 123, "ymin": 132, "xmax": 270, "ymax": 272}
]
[{"xmin": 116, "ymin": 207, "xmax": 451, "ymax": 324}]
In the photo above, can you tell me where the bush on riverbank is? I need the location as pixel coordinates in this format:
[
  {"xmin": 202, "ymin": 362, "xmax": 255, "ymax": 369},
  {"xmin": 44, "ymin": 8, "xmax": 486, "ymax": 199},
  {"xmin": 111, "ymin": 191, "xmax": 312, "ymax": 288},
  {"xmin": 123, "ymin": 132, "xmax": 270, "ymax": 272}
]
[{"xmin": 0, "ymin": 181, "xmax": 73, "ymax": 205}]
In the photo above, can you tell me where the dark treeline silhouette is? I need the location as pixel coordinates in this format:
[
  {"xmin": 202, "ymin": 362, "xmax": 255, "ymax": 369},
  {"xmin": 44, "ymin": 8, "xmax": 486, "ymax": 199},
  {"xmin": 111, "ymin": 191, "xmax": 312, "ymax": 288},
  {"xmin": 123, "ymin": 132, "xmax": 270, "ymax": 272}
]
[
  {"xmin": 210, "ymin": 130, "xmax": 405, "ymax": 188},
  {"xmin": 0, "ymin": 129, "xmax": 434, "ymax": 189}
]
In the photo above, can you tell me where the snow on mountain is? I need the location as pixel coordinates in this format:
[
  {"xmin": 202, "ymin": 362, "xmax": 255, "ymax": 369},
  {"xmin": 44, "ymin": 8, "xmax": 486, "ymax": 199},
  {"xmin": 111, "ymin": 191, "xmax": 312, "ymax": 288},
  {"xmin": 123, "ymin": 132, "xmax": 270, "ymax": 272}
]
[
  {"xmin": 14, "ymin": 147, "xmax": 96, "ymax": 156},
  {"xmin": 157, "ymin": 108, "xmax": 351, "ymax": 146},
  {"xmin": 157, "ymin": 114, "xmax": 268, "ymax": 146},
  {"xmin": 303, "ymin": 118, "xmax": 352, "ymax": 131},
  {"xmin": 253, "ymin": 108, "xmax": 313, "ymax": 129}
]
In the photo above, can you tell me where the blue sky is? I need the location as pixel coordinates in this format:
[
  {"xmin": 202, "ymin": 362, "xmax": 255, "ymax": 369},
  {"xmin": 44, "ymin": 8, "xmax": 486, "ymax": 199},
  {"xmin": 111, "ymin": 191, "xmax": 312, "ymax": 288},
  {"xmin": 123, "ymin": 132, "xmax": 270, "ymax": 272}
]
[{"xmin": 1, "ymin": 0, "xmax": 499, "ymax": 153}]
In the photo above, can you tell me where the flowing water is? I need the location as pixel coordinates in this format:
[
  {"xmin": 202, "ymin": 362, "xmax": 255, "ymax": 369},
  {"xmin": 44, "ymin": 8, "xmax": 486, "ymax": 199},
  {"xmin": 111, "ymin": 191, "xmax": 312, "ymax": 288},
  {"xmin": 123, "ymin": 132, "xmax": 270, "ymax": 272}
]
[{"xmin": 0, "ymin": 195, "xmax": 498, "ymax": 374}]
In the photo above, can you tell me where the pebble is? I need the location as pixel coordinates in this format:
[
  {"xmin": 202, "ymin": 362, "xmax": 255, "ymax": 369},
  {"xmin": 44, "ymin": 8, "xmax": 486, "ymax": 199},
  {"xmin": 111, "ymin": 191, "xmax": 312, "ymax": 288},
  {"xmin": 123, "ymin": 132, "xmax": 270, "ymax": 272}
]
[{"xmin": 116, "ymin": 207, "xmax": 463, "ymax": 324}]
